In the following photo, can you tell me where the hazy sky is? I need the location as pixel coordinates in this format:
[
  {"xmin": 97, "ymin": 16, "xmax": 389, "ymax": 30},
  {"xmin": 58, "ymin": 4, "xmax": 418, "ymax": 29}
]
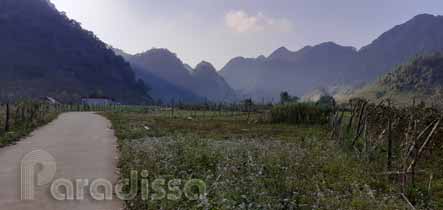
[{"xmin": 50, "ymin": 0, "xmax": 443, "ymax": 69}]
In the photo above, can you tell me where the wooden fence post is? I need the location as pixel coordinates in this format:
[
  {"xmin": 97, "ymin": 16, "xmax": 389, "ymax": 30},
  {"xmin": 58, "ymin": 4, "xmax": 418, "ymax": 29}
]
[
  {"xmin": 347, "ymin": 103, "xmax": 357, "ymax": 131},
  {"xmin": 171, "ymin": 100, "xmax": 175, "ymax": 118},
  {"xmin": 4, "ymin": 103, "xmax": 10, "ymax": 132},
  {"xmin": 352, "ymin": 101, "xmax": 367, "ymax": 146},
  {"xmin": 387, "ymin": 118, "xmax": 393, "ymax": 170},
  {"xmin": 387, "ymin": 102, "xmax": 393, "ymax": 171}
]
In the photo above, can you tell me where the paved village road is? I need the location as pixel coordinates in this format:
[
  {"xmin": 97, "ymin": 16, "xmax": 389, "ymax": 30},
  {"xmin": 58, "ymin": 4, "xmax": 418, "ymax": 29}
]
[{"xmin": 0, "ymin": 112, "xmax": 123, "ymax": 210}]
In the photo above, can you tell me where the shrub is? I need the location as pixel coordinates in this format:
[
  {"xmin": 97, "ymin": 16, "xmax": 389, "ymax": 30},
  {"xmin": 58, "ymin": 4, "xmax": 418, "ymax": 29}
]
[
  {"xmin": 270, "ymin": 103, "xmax": 333, "ymax": 125},
  {"xmin": 316, "ymin": 95, "xmax": 336, "ymax": 109}
]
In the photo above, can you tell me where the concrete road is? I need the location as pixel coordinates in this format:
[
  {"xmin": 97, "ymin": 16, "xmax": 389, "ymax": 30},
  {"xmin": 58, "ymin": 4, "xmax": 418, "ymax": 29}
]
[{"xmin": 0, "ymin": 112, "xmax": 123, "ymax": 210}]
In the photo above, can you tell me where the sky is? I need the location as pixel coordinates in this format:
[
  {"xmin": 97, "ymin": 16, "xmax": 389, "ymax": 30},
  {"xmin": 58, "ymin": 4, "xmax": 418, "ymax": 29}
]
[{"xmin": 50, "ymin": 0, "xmax": 443, "ymax": 69}]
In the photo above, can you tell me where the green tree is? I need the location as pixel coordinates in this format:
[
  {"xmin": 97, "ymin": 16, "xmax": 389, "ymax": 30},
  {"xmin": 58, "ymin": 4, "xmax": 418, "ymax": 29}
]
[
  {"xmin": 243, "ymin": 98, "xmax": 254, "ymax": 107},
  {"xmin": 280, "ymin": 91, "xmax": 300, "ymax": 104},
  {"xmin": 280, "ymin": 91, "xmax": 290, "ymax": 104},
  {"xmin": 317, "ymin": 95, "xmax": 336, "ymax": 108}
]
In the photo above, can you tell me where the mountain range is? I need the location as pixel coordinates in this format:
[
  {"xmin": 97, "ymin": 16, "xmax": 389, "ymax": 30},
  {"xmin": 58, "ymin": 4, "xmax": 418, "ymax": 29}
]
[
  {"xmin": 115, "ymin": 48, "xmax": 237, "ymax": 103},
  {"xmin": 0, "ymin": 0, "xmax": 235, "ymax": 104},
  {"xmin": 0, "ymin": 0, "xmax": 149, "ymax": 103},
  {"xmin": 1, "ymin": 0, "xmax": 443, "ymax": 105},
  {"xmin": 220, "ymin": 14, "xmax": 443, "ymax": 101}
]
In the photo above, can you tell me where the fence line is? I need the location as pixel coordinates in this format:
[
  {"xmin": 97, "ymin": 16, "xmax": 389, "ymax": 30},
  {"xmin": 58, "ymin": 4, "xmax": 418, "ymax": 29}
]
[{"xmin": 329, "ymin": 98, "xmax": 443, "ymax": 202}]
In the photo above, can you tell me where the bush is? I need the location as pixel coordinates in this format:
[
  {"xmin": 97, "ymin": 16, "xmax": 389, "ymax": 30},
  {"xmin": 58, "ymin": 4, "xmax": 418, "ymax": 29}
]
[
  {"xmin": 270, "ymin": 103, "xmax": 333, "ymax": 125},
  {"xmin": 316, "ymin": 95, "xmax": 336, "ymax": 109}
]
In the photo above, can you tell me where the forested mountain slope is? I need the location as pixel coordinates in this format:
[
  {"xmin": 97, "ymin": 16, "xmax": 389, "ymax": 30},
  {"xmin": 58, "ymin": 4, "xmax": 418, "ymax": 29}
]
[{"xmin": 0, "ymin": 0, "xmax": 149, "ymax": 103}]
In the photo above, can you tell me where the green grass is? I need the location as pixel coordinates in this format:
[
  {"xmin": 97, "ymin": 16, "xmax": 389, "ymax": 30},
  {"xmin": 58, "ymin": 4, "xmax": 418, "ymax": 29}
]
[
  {"xmin": 269, "ymin": 103, "xmax": 333, "ymax": 125},
  {"xmin": 105, "ymin": 111, "xmax": 324, "ymax": 141},
  {"xmin": 104, "ymin": 111, "xmax": 407, "ymax": 210}
]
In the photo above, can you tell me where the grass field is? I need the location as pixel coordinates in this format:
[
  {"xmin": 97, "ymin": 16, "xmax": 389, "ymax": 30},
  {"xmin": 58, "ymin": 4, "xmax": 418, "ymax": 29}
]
[{"xmin": 104, "ymin": 110, "xmax": 407, "ymax": 210}]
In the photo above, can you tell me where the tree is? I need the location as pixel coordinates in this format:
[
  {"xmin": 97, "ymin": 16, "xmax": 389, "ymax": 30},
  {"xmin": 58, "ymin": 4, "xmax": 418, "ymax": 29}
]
[
  {"xmin": 280, "ymin": 91, "xmax": 300, "ymax": 104},
  {"xmin": 317, "ymin": 95, "xmax": 336, "ymax": 108},
  {"xmin": 243, "ymin": 98, "xmax": 254, "ymax": 107},
  {"xmin": 280, "ymin": 92, "xmax": 290, "ymax": 104}
]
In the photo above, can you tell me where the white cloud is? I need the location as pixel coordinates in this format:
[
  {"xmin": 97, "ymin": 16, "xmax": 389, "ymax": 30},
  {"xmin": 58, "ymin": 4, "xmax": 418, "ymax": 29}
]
[{"xmin": 225, "ymin": 10, "xmax": 293, "ymax": 33}]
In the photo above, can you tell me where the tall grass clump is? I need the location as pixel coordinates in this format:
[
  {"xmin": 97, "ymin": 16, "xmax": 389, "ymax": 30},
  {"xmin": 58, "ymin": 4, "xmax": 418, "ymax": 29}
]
[{"xmin": 270, "ymin": 103, "xmax": 333, "ymax": 125}]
